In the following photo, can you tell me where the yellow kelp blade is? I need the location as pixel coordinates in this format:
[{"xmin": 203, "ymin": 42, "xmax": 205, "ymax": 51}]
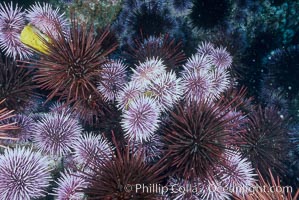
[{"xmin": 20, "ymin": 24, "xmax": 51, "ymax": 55}]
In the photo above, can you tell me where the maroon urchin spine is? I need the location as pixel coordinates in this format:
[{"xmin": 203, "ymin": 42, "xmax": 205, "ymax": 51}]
[
  {"xmin": 0, "ymin": 56, "xmax": 36, "ymax": 112},
  {"xmin": 0, "ymin": 99, "xmax": 18, "ymax": 148}
]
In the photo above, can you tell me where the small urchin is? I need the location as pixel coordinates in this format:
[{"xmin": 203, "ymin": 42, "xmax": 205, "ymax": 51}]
[
  {"xmin": 131, "ymin": 57, "xmax": 166, "ymax": 89},
  {"xmin": 32, "ymin": 111, "xmax": 82, "ymax": 157},
  {"xmin": 116, "ymin": 81, "xmax": 143, "ymax": 110},
  {"xmin": 219, "ymin": 150, "xmax": 256, "ymax": 196},
  {"xmin": 148, "ymin": 71, "xmax": 184, "ymax": 111},
  {"xmin": 210, "ymin": 46, "xmax": 233, "ymax": 69},
  {"xmin": 97, "ymin": 60, "xmax": 127, "ymax": 102},
  {"xmin": 54, "ymin": 170, "xmax": 86, "ymax": 200},
  {"xmin": 121, "ymin": 96, "xmax": 160, "ymax": 142},
  {"xmin": 26, "ymin": 2, "xmax": 68, "ymax": 38},
  {"xmin": 0, "ymin": 2, "xmax": 32, "ymax": 59},
  {"xmin": 72, "ymin": 132, "xmax": 113, "ymax": 168},
  {"xmin": 181, "ymin": 66, "xmax": 214, "ymax": 102},
  {"xmin": 0, "ymin": 146, "xmax": 51, "ymax": 200}
]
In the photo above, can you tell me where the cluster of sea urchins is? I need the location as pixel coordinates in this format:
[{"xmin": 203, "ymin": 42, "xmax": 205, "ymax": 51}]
[{"xmin": 0, "ymin": 1, "xmax": 297, "ymax": 200}]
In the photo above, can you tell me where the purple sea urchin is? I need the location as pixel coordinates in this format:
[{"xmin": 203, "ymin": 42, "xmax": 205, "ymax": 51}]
[
  {"xmin": 210, "ymin": 46, "xmax": 233, "ymax": 69},
  {"xmin": 130, "ymin": 133, "xmax": 163, "ymax": 163},
  {"xmin": 181, "ymin": 51, "xmax": 232, "ymax": 102},
  {"xmin": 97, "ymin": 60, "xmax": 127, "ymax": 101},
  {"xmin": 26, "ymin": 2, "xmax": 68, "ymax": 38},
  {"xmin": 54, "ymin": 170, "xmax": 86, "ymax": 200},
  {"xmin": 116, "ymin": 81, "xmax": 143, "ymax": 110},
  {"xmin": 72, "ymin": 132, "xmax": 113, "ymax": 168},
  {"xmin": 0, "ymin": 146, "xmax": 51, "ymax": 200},
  {"xmin": 198, "ymin": 176, "xmax": 231, "ymax": 200},
  {"xmin": 121, "ymin": 96, "xmax": 160, "ymax": 142},
  {"xmin": 32, "ymin": 111, "xmax": 82, "ymax": 156},
  {"xmin": 148, "ymin": 71, "xmax": 184, "ymax": 111},
  {"xmin": 0, "ymin": 2, "xmax": 32, "ymax": 59},
  {"xmin": 196, "ymin": 41, "xmax": 215, "ymax": 56},
  {"xmin": 183, "ymin": 53, "xmax": 212, "ymax": 70},
  {"xmin": 181, "ymin": 67, "xmax": 214, "ymax": 102},
  {"xmin": 131, "ymin": 57, "xmax": 166, "ymax": 89},
  {"xmin": 220, "ymin": 150, "xmax": 256, "ymax": 196}
]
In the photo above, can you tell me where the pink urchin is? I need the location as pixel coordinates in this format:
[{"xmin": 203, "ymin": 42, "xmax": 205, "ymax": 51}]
[
  {"xmin": 32, "ymin": 111, "xmax": 82, "ymax": 157},
  {"xmin": 181, "ymin": 67, "xmax": 215, "ymax": 102},
  {"xmin": 210, "ymin": 46, "xmax": 232, "ymax": 69},
  {"xmin": 72, "ymin": 132, "xmax": 113, "ymax": 168},
  {"xmin": 198, "ymin": 177, "xmax": 231, "ymax": 200},
  {"xmin": 167, "ymin": 177, "xmax": 202, "ymax": 200},
  {"xmin": 210, "ymin": 68, "xmax": 231, "ymax": 99},
  {"xmin": 97, "ymin": 60, "xmax": 127, "ymax": 101},
  {"xmin": 148, "ymin": 71, "xmax": 184, "ymax": 111},
  {"xmin": 0, "ymin": 2, "xmax": 32, "ymax": 59},
  {"xmin": 6, "ymin": 114, "xmax": 35, "ymax": 142},
  {"xmin": 26, "ymin": 2, "xmax": 68, "ymax": 37},
  {"xmin": 116, "ymin": 81, "xmax": 143, "ymax": 110},
  {"xmin": 130, "ymin": 133, "xmax": 163, "ymax": 163},
  {"xmin": 121, "ymin": 96, "xmax": 160, "ymax": 142},
  {"xmin": 220, "ymin": 150, "xmax": 256, "ymax": 196},
  {"xmin": 54, "ymin": 170, "xmax": 86, "ymax": 200},
  {"xmin": 183, "ymin": 53, "xmax": 212, "ymax": 70},
  {"xmin": 0, "ymin": 146, "xmax": 51, "ymax": 200},
  {"xmin": 131, "ymin": 57, "xmax": 166, "ymax": 89},
  {"xmin": 196, "ymin": 41, "xmax": 215, "ymax": 56}
]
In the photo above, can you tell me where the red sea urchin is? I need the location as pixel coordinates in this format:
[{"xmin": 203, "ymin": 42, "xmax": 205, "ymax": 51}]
[
  {"xmin": 0, "ymin": 55, "xmax": 36, "ymax": 112},
  {"xmin": 22, "ymin": 16, "xmax": 118, "ymax": 110},
  {"xmin": 237, "ymin": 106, "xmax": 291, "ymax": 179},
  {"xmin": 125, "ymin": 34, "xmax": 186, "ymax": 71},
  {"xmin": 161, "ymin": 98, "xmax": 241, "ymax": 182},
  {"xmin": 83, "ymin": 134, "xmax": 167, "ymax": 199}
]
